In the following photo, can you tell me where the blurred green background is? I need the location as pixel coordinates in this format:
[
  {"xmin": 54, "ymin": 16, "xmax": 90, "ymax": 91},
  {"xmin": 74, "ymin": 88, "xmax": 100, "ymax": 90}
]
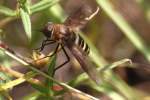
[{"xmin": 0, "ymin": 0, "xmax": 150, "ymax": 100}]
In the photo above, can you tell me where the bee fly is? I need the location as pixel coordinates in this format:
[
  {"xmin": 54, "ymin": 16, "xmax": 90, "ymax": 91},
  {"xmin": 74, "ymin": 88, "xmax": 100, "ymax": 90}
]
[{"xmin": 37, "ymin": 6, "xmax": 101, "ymax": 85}]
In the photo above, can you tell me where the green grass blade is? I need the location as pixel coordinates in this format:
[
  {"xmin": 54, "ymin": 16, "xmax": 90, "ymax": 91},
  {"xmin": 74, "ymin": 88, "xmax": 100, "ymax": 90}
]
[
  {"xmin": 45, "ymin": 55, "xmax": 56, "ymax": 96},
  {"xmin": 103, "ymin": 71, "xmax": 141, "ymax": 100},
  {"xmin": 47, "ymin": 55, "xmax": 56, "ymax": 78},
  {"xmin": 20, "ymin": 8, "xmax": 32, "ymax": 41},
  {"xmin": 0, "ymin": 91, "xmax": 12, "ymax": 100},
  {"xmin": 96, "ymin": 0, "xmax": 150, "ymax": 62},
  {"xmin": 23, "ymin": 92, "xmax": 41, "ymax": 100},
  {"xmin": 0, "ymin": 5, "xmax": 16, "ymax": 16},
  {"xmin": 136, "ymin": 0, "xmax": 150, "ymax": 23},
  {"xmin": 0, "ymin": 94, "xmax": 5, "ymax": 100},
  {"xmin": 31, "ymin": 0, "xmax": 59, "ymax": 14},
  {"xmin": 48, "ymin": 3, "xmax": 66, "ymax": 23},
  {"xmin": 100, "ymin": 59, "xmax": 132, "ymax": 71},
  {"xmin": 30, "ymin": 83, "xmax": 49, "ymax": 94},
  {"xmin": 19, "ymin": 0, "xmax": 32, "ymax": 41},
  {"xmin": 90, "ymin": 82, "xmax": 125, "ymax": 100},
  {"xmin": 0, "ymin": 72, "xmax": 36, "ymax": 91}
]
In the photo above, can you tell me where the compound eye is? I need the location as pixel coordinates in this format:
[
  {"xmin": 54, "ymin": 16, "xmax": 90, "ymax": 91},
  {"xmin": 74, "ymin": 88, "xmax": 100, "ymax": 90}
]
[{"xmin": 42, "ymin": 22, "xmax": 53, "ymax": 38}]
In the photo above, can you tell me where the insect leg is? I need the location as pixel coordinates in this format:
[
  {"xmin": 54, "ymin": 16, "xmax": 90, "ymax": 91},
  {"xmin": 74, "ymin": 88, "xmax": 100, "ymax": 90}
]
[
  {"xmin": 35, "ymin": 43, "xmax": 60, "ymax": 62},
  {"xmin": 32, "ymin": 44, "xmax": 60, "ymax": 69},
  {"xmin": 48, "ymin": 43, "xmax": 60, "ymax": 57},
  {"xmin": 35, "ymin": 39, "xmax": 56, "ymax": 52},
  {"xmin": 41, "ymin": 44, "xmax": 61, "ymax": 76},
  {"xmin": 53, "ymin": 44, "xmax": 70, "ymax": 75}
]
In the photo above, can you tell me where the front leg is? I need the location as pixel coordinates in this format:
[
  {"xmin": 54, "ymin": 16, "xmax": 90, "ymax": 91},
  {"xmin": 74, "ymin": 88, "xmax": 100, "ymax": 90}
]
[
  {"xmin": 34, "ymin": 38, "xmax": 56, "ymax": 52},
  {"xmin": 33, "ymin": 43, "xmax": 60, "ymax": 62}
]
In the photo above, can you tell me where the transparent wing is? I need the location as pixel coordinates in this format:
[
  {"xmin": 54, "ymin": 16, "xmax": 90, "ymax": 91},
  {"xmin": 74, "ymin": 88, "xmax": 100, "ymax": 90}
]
[
  {"xmin": 68, "ymin": 45, "xmax": 101, "ymax": 85},
  {"xmin": 64, "ymin": 5, "xmax": 99, "ymax": 31},
  {"xmin": 130, "ymin": 63, "xmax": 150, "ymax": 74}
]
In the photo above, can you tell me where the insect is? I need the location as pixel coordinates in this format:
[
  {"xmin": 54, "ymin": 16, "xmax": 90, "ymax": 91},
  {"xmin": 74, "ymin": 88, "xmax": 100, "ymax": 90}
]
[{"xmin": 37, "ymin": 5, "xmax": 101, "ymax": 85}]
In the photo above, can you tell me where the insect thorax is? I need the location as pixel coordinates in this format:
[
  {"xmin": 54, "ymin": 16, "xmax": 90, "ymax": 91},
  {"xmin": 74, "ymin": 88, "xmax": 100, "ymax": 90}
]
[{"xmin": 51, "ymin": 25, "xmax": 90, "ymax": 55}]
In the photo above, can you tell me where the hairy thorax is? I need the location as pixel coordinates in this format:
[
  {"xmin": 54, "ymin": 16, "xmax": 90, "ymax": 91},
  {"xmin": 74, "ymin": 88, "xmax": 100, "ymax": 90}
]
[{"xmin": 53, "ymin": 24, "xmax": 75, "ymax": 44}]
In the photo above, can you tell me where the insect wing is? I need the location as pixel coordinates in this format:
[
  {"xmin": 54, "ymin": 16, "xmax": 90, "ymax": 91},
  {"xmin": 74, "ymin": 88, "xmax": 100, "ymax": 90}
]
[
  {"xmin": 64, "ymin": 5, "xmax": 99, "ymax": 31},
  {"xmin": 131, "ymin": 63, "xmax": 150, "ymax": 74},
  {"xmin": 69, "ymin": 45, "xmax": 101, "ymax": 85}
]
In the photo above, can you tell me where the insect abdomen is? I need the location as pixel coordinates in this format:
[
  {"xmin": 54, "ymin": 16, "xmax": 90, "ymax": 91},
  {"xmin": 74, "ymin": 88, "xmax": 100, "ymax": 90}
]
[{"xmin": 74, "ymin": 33, "xmax": 90, "ymax": 54}]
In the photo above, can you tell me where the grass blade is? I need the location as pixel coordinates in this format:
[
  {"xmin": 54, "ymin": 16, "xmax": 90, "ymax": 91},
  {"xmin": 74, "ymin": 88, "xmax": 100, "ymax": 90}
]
[
  {"xmin": 19, "ymin": 0, "xmax": 32, "ymax": 41},
  {"xmin": 0, "ymin": 72, "xmax": 36, "ymax": 91},
  {"xmin": 31, "ymin": 0, "xmax": 59, "ymax": 14},
  {"xmin": 45, "ymin": 55, "xmax": 56, "ymax": 96},
  {"xmin": 136, "ymin": 0, "xmax": 150, "ymax": 23},
  {"xmin": 23, "ymin": 92, "xmax": 41, "ymax": 100},
  {"xmin": 31, "ymin": 83, "xmax": 49, "ymax": 94},
  {"xmin": 0, "ymin": 5, "xmax": 16, "ymax": 16},
  {"xmin": 96, "ymin": 0, "xmax": 150, "ymax": 62},
  {"xmin": 20, "ymin": 8, "xmax": 32, "ymax": 41}
]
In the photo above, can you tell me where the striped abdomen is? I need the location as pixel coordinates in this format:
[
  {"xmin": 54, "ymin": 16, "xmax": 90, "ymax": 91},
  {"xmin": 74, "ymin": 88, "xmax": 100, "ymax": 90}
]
[{"xmin": 73, "ymin": 33, "xmax": 90, "ymax": 54}]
